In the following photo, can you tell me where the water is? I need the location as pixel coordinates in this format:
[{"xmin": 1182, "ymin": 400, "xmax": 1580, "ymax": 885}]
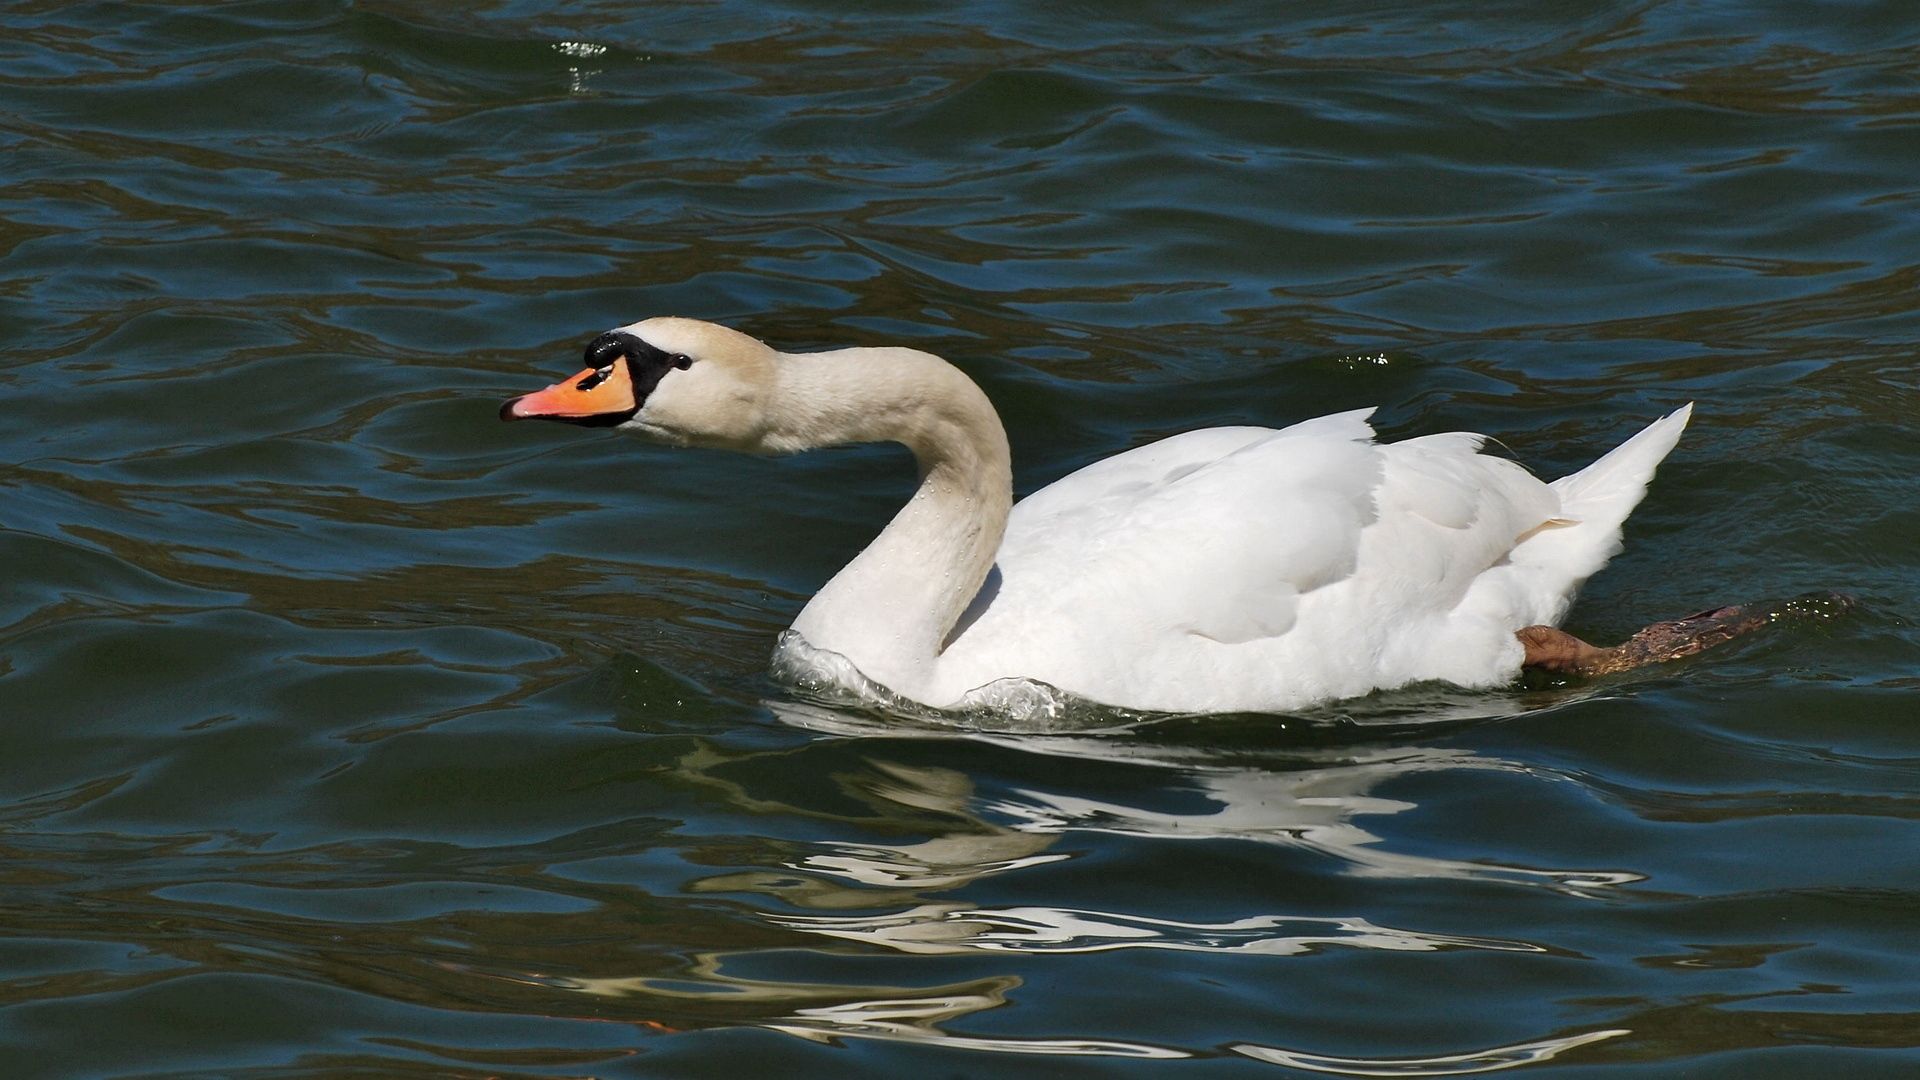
[{"xmin": 2, "ymin": 1, "xmax": 1918, "ymax": 1076}]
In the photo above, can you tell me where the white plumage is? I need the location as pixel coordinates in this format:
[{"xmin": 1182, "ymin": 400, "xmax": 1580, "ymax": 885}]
[
  {"xmin": 503, "ymin": 317, "xmax": 1692, "ymax": 715},
  {"xmin": 921, "ymin": 405, "xmax": 1690, "ymax": 713}
]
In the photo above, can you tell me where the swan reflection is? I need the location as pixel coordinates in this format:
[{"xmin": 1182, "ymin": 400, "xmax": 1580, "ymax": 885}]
[
  {"xmin": 544, "ymin": 964, "xmax": 1189, "ymax": 1059},
  {"xmin": 549, "ymin": 953, "xmax": 1632, "ymax": 1068},
  {"xmin": 1232, "ymin": 1027, "xmax": 1632, "ymax": 1076},
  {"xmin": 765, "ymin": 991, "xmax": 1190, "ymax": 1060},
  {"xmin": 768, "ymin": 903, "xmax": 1548, "ymax": 958},
  {"xmin": 768, "ymin": 699, "xmax": 1641, "ymax": 896},
  {"xmin": 622, "ymin": 698, "xmax": 1644, "ymax": 1066}
]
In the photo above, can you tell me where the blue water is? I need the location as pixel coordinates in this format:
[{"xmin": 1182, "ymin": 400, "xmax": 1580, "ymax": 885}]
[{"xmin": 2, "ymin": 2, "xmax": 1918, "ymax": 1076}]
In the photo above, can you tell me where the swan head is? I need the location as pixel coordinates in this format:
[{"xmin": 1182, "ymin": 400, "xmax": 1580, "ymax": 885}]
[{"xmin": 500, "ymin": 316, "xmax": 777, "ymax": 449}]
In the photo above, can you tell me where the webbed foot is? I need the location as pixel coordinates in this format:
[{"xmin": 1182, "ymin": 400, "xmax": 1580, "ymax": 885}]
[{"xmin": 1518, "ymin": 592, "xmax": 1854, "ymax": 677}]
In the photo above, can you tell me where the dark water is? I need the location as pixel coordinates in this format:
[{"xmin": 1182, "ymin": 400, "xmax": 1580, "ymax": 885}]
[{"xmin": 3, "ymin": 1, "xmax": 1918, "ymax": 1076}]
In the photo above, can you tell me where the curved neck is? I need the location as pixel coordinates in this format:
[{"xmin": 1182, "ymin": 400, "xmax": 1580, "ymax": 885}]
[{"xmin": 778, "ymin": 347, "xmax": 1012, "ymax": 697}]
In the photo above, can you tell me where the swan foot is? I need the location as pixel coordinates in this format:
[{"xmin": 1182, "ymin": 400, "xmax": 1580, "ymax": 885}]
[
  {"xmin": 1518, "ymin": 592, "xmax": 1856, "ymax": 677},
  {"xmin": 1515, "ymin": 624, "xmax": 1617, "ymax": 675}
]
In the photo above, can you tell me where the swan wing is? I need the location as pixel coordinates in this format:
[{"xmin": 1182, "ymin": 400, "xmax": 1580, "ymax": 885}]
[
  {"xmin": 1000, "ymin": 408, "xmax": 1381, "ymax": 637},
  {"xmin": 943, "ymin": 410, "xmax": 1570, "ymax": 710}
]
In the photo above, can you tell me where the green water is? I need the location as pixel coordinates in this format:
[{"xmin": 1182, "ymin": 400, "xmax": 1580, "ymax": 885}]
[{"xmin": 2, "ymin": 2, "xmax": 1918, "ymax": 1077}]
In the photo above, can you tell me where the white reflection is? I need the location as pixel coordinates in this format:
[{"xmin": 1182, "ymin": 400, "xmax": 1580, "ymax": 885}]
[
  {"xmin": 987, "ymin": 751, "xmax": 1642, "ymax": 894},
  {"xmin": 771, "ymin": 702, "xmax": 1641, "ymax": 896},
  {"xmin": 537, "ymin": 963, "xmax": 1188, "ymax": 1059},
  {"xmin": 768, "ymin": 994, "xmax": 1189, "ymax": 1059},
  {"xmin": 800, "ymin": 842, "xmax": 1067, "ymax": 889},
  {"xmin": 523, "ymin": 956, "xmax": 1627, "ymax": 1067},
  {"xmin": 768, "ymin": 903, "xmax": 1548, "ymax": 958},
  {"xmin": 1233, "ymin": 1026, "xmax": 1631, "ymax": 1075},
  {"xmin": 781, "ymin": 757, "xmax": 1068, "ymax": 888},
  {"xmin": 710, "ymin": 702, "xmax": 1642, "ymax": 1066}
]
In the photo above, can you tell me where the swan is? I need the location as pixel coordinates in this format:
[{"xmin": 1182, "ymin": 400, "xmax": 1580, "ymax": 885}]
[{"xmin": 501, "ymin": 317, "xmax": 1730, "ymax": 715}]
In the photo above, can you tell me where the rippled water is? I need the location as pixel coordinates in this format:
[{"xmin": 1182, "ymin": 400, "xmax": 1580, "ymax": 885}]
[{"xmin": 3, "ymin": 1, "xmax": 1919, "ymax": 1076}]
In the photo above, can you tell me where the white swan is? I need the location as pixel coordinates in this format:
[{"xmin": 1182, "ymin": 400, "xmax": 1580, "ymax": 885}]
[{"xmin": 502, "ymin": 317, "xmax": 1694, "ymax": 715}]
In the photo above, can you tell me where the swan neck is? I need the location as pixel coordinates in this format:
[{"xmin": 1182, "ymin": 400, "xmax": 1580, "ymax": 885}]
[{"xmin": 779, "ymin": 348, "xmax": 1012, "ymax": 700}]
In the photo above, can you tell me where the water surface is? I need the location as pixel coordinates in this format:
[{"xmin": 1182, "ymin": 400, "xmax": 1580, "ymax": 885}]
[{"xmin": 2, "ymin": 1, "xmax": 1918, "ymax": 1076}]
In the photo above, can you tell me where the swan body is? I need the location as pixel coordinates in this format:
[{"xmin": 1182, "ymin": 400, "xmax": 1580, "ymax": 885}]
[{"xmin": 504, "ymin": 317, "xmax": 1691, "ymax": 714}]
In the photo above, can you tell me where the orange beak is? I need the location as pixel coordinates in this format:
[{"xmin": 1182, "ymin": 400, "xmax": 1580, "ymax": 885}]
[{"xmin": 499, "ymin": 359, "xmax": 638, "ymax": 425}]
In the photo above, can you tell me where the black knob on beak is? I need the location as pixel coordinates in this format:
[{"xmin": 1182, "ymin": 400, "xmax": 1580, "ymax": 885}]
[{"xmin": 586, "ymin": 331, "xmax": 645, "ymax": 368}]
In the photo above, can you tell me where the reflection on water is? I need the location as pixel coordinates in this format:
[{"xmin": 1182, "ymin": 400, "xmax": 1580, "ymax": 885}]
[
  {"xmin": 769, "ymin": 905, "xmax": 1546, "ymax": 958},
  {"xmin": 560, "ymin": 964, "xmax": 1191, "ymax": 1059},
  {"xmin": 629, "ymin": 708, "xmax": 1614, "ymax": 1061},
  {"xmin": 772, "ymin": 702, "xmax": 1641, "ymax": 893},
  {"xmin": 984, "ymin": 755, "xmax": 1640, "ymax": 893},
  {"xmin": 1, "ymin": 677, "xmax": 1914, "ymax": 1073},
  {"xmin": 1233, "ymin": 1027, "xmax": 1633, "ymax": 1076},
  {"xmin": 763, "ymin": 992, "xmax": 1191, "ymax": 1060}
]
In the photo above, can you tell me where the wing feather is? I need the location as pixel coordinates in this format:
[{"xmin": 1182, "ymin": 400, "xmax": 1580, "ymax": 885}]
[{"xmin": 939, "ymin": 409, "xmax": 1573, "ymax": 710}]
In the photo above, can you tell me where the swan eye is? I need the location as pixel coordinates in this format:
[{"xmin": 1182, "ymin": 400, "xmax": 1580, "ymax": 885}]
[
  {"xmin": 575, "ymin": 364, "xmax": 615, "ymax": 391},
  {"xmin": 670, "ymin": 353, "xmax": 693, "ymax": 370}
]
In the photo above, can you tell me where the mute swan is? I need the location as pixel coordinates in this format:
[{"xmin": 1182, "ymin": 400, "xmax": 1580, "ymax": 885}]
[{"xmin": 501, "ymin": 317, "xmax": 1748, "ymax": 715}]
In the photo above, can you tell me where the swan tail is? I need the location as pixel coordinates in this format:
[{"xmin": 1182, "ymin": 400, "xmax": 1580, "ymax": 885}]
[
  {"xmin": 1551, "ymin": 403, "xmax": 1693, "ymax": 520},
  {"xmin": 1510, "ymin": 404, "xmax": 1694, "ymax": 619}
]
